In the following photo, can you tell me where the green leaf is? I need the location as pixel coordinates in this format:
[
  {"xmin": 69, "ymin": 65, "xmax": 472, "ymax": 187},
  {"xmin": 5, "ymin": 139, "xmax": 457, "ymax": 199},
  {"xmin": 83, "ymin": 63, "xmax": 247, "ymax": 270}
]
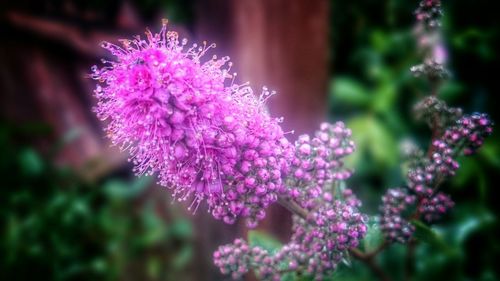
[
  {"xmin": 170, "ymin": 219, "xmax": 193, "ymax": 238},
  {"xmin": 147, "ymin": 257, "xmax": 161, "ymax": 279},
  {"xmin": 412, "ymin": 220, "xmax": 437, "ymax": 243},
  {"xmin": 330, "ymin": 77, "xmax": 371, "ymax": 107},
  {"xmin": 104, "ymin": 176, "xmax": 152, "ymax": 199},
  {"xmin": 439, "ymin": 81, "xmax": 465, "ymax": 101},
  {"xmin": 248, "ymin": 230, "xmax": 282, "ymax": 253},
  {"xmin": 90, "ymin": 258, "xmax": 107, "ymax": 273},
  {"xmin": 18, "ymin": 148, "xmax": 44, "ymax": 176},
  {"xmin": 451, "ymin": 205, "xmax": 495, "ymax": 245},
  {"xmin": 140, "ymin": 207, "xmax": 167, "ymax": 246},
  {"xmin": 452, "ymin": 157, "xmax": 477, "ymax": 188},
  {"xmin": 372, "ymin": 83, "xmax": 397, "ymax": 113},
  {"xmin": 172, "ymin": 245, "xmax": 193, "ymax": 269},
  {"xmin": 347, "ymin": 116, "xmax": 398, "ymax": 167},
  {"xmin": 411, "ymin": 220, "xmax": 454, "ymax": 255},
  {"xmin": 479, "ymin": 141, "xmax": 500, "ymax": 168},
  {"xmin": 362, "ymin": 222, "xmax": 384, "ymax": 253}
]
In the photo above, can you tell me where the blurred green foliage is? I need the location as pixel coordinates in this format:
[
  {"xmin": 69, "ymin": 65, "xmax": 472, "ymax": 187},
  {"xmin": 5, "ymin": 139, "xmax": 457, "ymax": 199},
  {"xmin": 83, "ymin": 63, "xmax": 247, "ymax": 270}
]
[
  {"xmin": 0, "ymin": 122, "xmax": 193, "ymax": 281},
  {"xmin": 326, "ymin": 0, "xmax": 500, "ymax": 280}
]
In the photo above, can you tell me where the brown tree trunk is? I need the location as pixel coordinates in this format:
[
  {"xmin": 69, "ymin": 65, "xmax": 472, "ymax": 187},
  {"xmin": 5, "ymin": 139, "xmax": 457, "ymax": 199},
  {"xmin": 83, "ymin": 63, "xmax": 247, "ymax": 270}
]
[
  {"xmin": 231, "ymin": 0, "xmax": 329, "ymax": 135},
  {"xmin": 196, "ymin": 0, "xmax": 329, "ymax": 135}
]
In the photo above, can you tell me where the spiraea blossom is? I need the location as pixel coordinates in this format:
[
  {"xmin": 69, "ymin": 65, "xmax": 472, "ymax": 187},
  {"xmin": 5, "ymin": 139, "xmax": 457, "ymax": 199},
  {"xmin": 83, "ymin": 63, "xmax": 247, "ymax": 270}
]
[
  {"xmin": 443, "ymin": 113, "xmax": 493, "ymax": 155},
  {"xmin": 377, "ymin": 0, "xmax": 493, "ymax": 245},
  {"xmin": 414, "ymin": 96, "xmax": 462, "ymax": 130},
  {"xmin": 214, "ymin": 124, "xmax": 366, "ymax": 281},
  {"xmin": 286, "ymin": 122, "xmax": 355, "ymax": 209},
  {"xmin": 406, "ymin": 113, "xmax": 492, "ymax": 197},
  {"xmin": 411, "ymin": 0, "xmax": 449, "ymax": 79},
  {"xmin": 289, "ymin": 193, "xmax": 366, "ymax": 279},
  {"xmin": 381, "ymin": 112, "xmax": 492, "ymax": 243},
  {"xmin": 214, "ymin": 189, "xmax": 367, "ymax": 281},
  {"xmin": 419, "ymin": 192, "xmax": 454, "ymax": 222},
  {"xmin": 285, "ymin": 124, "xmax": 365, "ymax": 278},
  {"xmin": 91, "ymin": 21, "xmax": 293, "ymax": 227},
  {"xmin": 380, "ymin": 188, "xmax": 416, "ymax": 243}
]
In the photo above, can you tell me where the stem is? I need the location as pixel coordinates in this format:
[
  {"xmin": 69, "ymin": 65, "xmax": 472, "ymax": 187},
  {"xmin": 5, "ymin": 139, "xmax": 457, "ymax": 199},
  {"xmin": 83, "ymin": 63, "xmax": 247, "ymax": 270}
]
[
  {"xmin": 350, "ymin": 248, "xmax": 393, "ymax": 281},
  {"xmin": 349, "ymin": 240, "xmax": 389, "ymax": 260},
  {"xmin": 427, "ymin": 77, "xmax": 442, "ymax": 158},
  {"xmin": 277, "ymin": 196, "xmax": 309, "ymax": 220},
  {"xmin": 405, "ymin": 76, "xmax": 443, "ymax": 280},
  {"xmin": 404, "ymin": 239, "xmax": 417, "ymax": 281},
  {"xmin": 367, "ymin": 240, "xmax": 390, "ymax": 258}
]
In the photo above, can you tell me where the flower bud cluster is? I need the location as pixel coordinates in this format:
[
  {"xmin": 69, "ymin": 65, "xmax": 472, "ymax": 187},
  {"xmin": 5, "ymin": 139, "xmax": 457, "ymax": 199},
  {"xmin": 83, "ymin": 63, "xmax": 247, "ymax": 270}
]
[
  {"xmin": 415, "ymin": 0, "xmax": 442, "ymax": 30},
  {"xmin": 406, "ymin": 114, "xmax": 492, "ymax": 198},
  {"xmin": 380, "ymin": 188, "xmax": 416, "ymax": 243},
  {"xmin": 208, "ymin": 106, "xmax": 294, "ymax": 227},
  {"xmin": 418, "ymin": 192, "xmax": 454, "ymax": 222},
  {"xmin": 430, "ymin": 140, "xmax": 459, "ymax": 176},
  {"xmin": 213, "ymin": 239, "xmax": 252, "ymax": 280},
  {"xmin": 410, "ymin": 61, "xmax": 448, "ymax": 80},
  {"xmin": 214, "ymin": 123, "xmax": 365, "ymax": 280},
  {"xmin": 403, "ymin": 0, "xmax": 493, "ymax": 239},
  {"xmin": 214, "ymin": 189, "xmax": 367, "ymax": 281},
  {"xmin": 407, "ymin": 139, "xmax": 460, "ymax": 196},
  {"xmin": 91, "ymin": 23, "xmax": 293, "ymax": 227},
  {"xmin": 386, "ymin": 112, "xmax": 492, "ymax": 243},
  {"xmin": 286, "ymin": 122, "xmax": 355, "ymax": 209},
  {"xmin": 412, "ymin": 0, "xmax": 448, "ymax": 79},
  {"xmin": 443, "ymin": 113, "xmax": 493, "ymax": 155},
  {"xmin": 414, "ymin": 96, "xmax": 462, "ymax": 130},
  {"xmin": 214, "ymin": 240, "xmax": 305, "ymax": 281},
  {"xmin": 290, "ymin": 195, "xmax": 367, "ymax": 279},
  {"xmin": 281, "ymin": 123, "xmax": 364, "ymax": 279}
]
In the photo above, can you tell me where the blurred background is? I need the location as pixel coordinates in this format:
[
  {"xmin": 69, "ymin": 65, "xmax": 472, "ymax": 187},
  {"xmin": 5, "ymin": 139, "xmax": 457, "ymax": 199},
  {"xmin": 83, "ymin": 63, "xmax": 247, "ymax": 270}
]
[{"xmin": 0, "ymin": 0, "xmax": 498, "ymax": 280}]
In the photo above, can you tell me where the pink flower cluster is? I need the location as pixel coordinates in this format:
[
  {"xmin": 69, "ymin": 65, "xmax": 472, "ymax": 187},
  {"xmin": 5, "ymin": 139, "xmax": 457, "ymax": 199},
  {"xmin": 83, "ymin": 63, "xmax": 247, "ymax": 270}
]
[
  {"xmin": 415, "ymin": 0, "xmax": 442, "ymax": 29},
  {"xmin": 443, "ymin": 113, "xmax": 493, "ymax": 155},
  {"xmin": 419, "ymin": 192, "xmax": 454, "ymax": 222},
  {"xmin": 214, "ymin": 124, "xmax": 366, "ymax": 280},
  {"xmin": 413, "ymin": 96, "xmax": 462, "ymax": 130},
  {"xmin": 91, "ymin": 22, "xmax": 293, "ymax": 227},
  {"xmin": 284, "ymin": 124, "xmax": 365, "ymax": 278},
  {"xmin": 92, "ymin": 23, "xmax": 367, "ymax": 281},
  {"xmin": 381, "ymin": 113, "xmax": 493, "ymax": 243},
  {"xmin": 408, "ymin": 113, "xmax": 492, "ymax": 197},
  {"xmin": 286, "ymin": 122, "xmax": 355, "ymax": 208},
  {"xmin": 407, "ymin": 140, "xmax": 458, "ymax": 196},
  {"xmin": 411, "ymin": 0, "xmax": 449, "ymax": 79},
  {"xmin": 380, "ymin": 188, "xmax": 416, "ymax": 243},
  {"xmin": 214, "ymin": 189, "xmax": 366, "ymax": 281},
  {"xmin": 213, "ymin": 239, "xmax": 303, "ymax": 281},
  {"xmin": 290, "ymin": 195, "xmax": 366, "ymax": 279},
  {"xmin": 213, "ymin": 239, "xmax": 252, "ymax": 280}
]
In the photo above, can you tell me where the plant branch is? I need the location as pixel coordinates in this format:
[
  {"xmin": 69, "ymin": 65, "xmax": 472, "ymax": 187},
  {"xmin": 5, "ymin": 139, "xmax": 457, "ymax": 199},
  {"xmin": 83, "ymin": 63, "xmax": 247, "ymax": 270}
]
[
  {"xmin": 367, "ymin": 240, "xmax": 390, "ymax": 258},
  {"xmin": 349, "ymin": 240, "xmax": 390, "ymax": 260},
  {"xmin": 404, "ymin": 239, "xmax": 417, "ymax": 281},
  {"xmin": 277, "ymin": 196, "xmax": 309, "ymax": 220},
  {"xmin": 405, "ymin": 76, "xmax": 444, "ymax": 281},
  {"xmin": 350, "ymin": 248, "xmax": 392, "ymax": 281}
]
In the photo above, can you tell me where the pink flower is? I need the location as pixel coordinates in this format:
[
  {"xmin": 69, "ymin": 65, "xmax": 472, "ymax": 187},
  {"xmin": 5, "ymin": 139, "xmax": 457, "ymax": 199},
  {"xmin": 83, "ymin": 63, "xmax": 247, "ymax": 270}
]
[{"xmin": 91, "ymin": 21, "xmax": 292, "ymax": 226}]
